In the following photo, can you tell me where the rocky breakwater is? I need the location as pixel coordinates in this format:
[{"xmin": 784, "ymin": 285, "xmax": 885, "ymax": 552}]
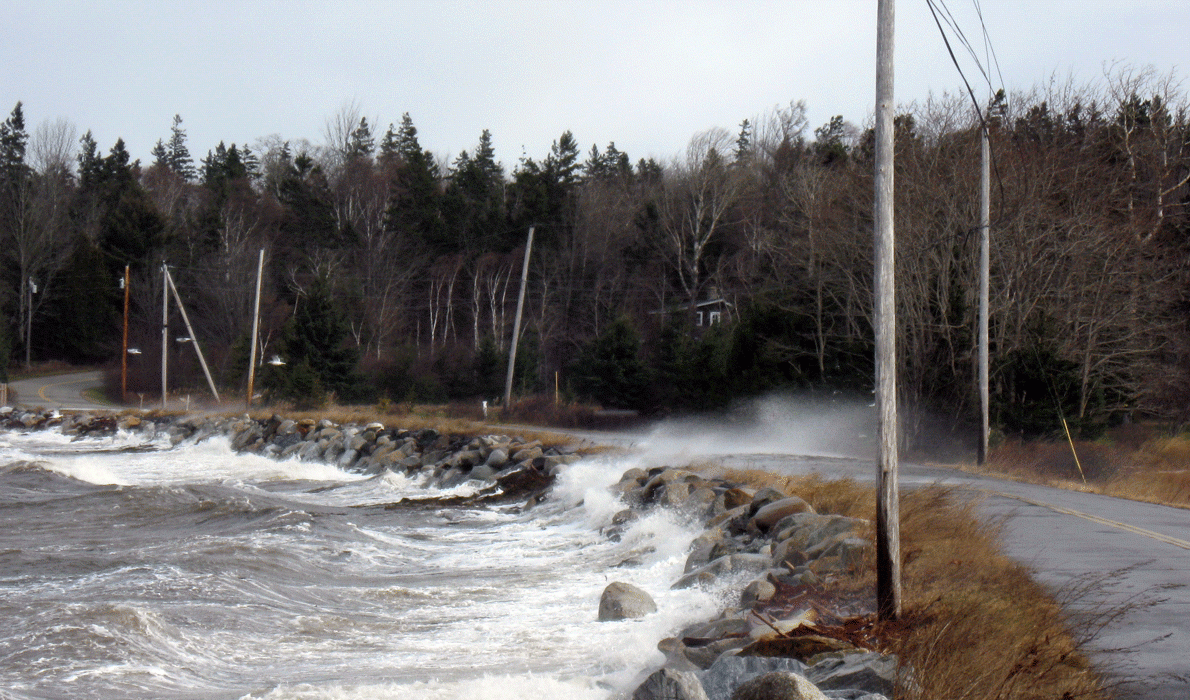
[
  {"xmin": 0, "ymin": 408, "xmax": 580, "ymax": 506},
  {"xmin": 601, "ymin": 466, "xmax": 898, "ymax": 700},
  {"xmin": 173, "ymin": 413, "xmax": 583, "ymax": 504}
]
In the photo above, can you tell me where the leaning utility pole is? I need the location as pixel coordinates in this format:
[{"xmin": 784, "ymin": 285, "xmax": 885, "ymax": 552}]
[
  {"xmin": 161, "ymin": 263, "xmax": 169, "ymax": 410},
  {"xmin": 977, "ymin": 119, "xmax": 991, "ymax": 465},
  {"xmin": 874, "ymin": 0, "xmax": 901, "ymax": 621},
  {"xmin": 504, "ymin": 226, "xmax": 535, "ymax": 408},
  {"xmin": 246, "ymin": 248, "xmax": 265, "ymax": 409},
  {"xmin": 165, "ymin": 267, "xmax": 220, "ymax": 402}
]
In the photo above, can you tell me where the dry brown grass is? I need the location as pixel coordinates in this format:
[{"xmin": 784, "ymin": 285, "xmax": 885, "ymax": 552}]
[
  {"xmin": 694, "ymin": 464, "xmax": 1110, "ymax": 700},
  {"xmin": 985, "ymin": 427, "xmax": 1190, "ymax": 509}
]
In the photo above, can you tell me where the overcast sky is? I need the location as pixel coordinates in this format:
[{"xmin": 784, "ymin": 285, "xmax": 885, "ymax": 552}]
[{"xmin": 5, "ymin": 1, "xmax": 1187, "ymax": 170}]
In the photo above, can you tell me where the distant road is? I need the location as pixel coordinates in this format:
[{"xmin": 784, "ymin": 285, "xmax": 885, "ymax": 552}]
[{"xmin": 5, "ymin": 370, "xmax": 114, "ymax": 411}]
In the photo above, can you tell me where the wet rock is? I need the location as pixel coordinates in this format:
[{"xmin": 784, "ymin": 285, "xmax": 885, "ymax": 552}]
[
  {"xmin": 751, "ymin": 496, "xmax": 815, "ymax": 532},
  {"xmin": 700, "ymin": 655, "xmax": 811, "ymax": 700},
  {"xmin": 598, "ymin": 581, "xmax": 657, "ymax": 621},
  {"xmin": 730, "ymin": 671, "xmax": 828, "ymax": 700},
  {"xmin": 632, "ymin": 667, "xmax": 710, "ymax": 700},
  {"xmin": 803, "ymin": 652, "xmax": 895, "ymax": 697},
  {"xmin": 740, "ymin": 578, "xmax": 777, "ymax": 607},
  {"xmin": 484, "ymin": 448, "xmax": 508, "ymax": 468}
]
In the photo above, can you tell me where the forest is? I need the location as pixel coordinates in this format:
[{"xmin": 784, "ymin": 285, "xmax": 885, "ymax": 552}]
[{"xmin": 1, "ymin": 65, "xmax": 1188, "ymax": 445}]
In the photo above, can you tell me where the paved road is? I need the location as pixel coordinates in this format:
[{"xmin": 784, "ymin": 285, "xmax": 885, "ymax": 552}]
[
  {"xmin": 580, "ymin": 419, "xmax": 1190, "ymax": 700},
  {"xmin": 4, "ymin": 370, "xmax": 114, "ymax": 411}
]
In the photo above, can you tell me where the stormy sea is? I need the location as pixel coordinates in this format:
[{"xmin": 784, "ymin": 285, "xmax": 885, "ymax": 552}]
[{"xmin": 0, "ymin": 426, "xmax": 725, "ymax": 700}]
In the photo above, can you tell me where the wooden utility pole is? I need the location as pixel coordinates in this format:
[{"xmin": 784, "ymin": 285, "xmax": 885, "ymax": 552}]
[
  {"xmin": 121, "ymin": 265, "xmax": 130, "ymax": 403},
  {"xmin": 165, "ymin": 267, "xmax": 220, "ymax": 403},
  {"xmin": 874, "ymin": 0, "xmax": 901, "ymax": 621},
  {"xmin": 246, "ymin": 249, "xmax": 265, "ymax": 409},
  {"xmin": 978, "ymin": 120, "xmax": 991, "ymax": 465},
  {"xmin": 161, "ymin": 263, "xmax": 169, "ymax": 410},
  {"xmin": 504, "ymin": 226, "xmax": 535, "ymax": 408},
  {"xmin": 25, "ymin": 277, "xmax": 35, "ymax": 369}
]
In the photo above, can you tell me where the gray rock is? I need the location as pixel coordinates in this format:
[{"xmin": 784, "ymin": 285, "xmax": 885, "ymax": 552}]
[
  {"xmin": 700, "ymin": 656, "xmax": 810, "ymax": 700},
  {"xmin": 469, "ymin": 464, "xmax": 497, "ymax": 481},
  {"xmin": 484, "ymin": 448, "xmax": 509, "ymax": 468},
  {"xmin": 632, "ymin": 667, "xmax": 711, "ymax": 700},
  {"xmin": 598, "ymin": 581, "xmax": 657, "ymax": 621},
  {"xmin": 740, "ymin": 578, "xmax": 777, "ymax": 607},
  {"xmin": 804, "ymin": 652, "xmax": 896, "ymax": 697},
  {"xmin": 749, "ymin": 487, "xmax": 788, "ymax": 513},
  {"xmin": 731, "ymin": 672, "xmax": 828, "ymax": 700},
  {"xmin": 751, "ymin": 496, "xmax": 815, "ymax": 531}
]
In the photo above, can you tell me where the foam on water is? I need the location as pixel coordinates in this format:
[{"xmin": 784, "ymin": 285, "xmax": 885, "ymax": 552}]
[{"xmin": 0, "ymin": 427, "xmax": 731, "ymax": 700}]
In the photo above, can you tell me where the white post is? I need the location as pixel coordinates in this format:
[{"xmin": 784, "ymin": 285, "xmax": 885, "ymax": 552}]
[
  {"xmin": 246, "ymin": 249, "xmax": 265, "ymax": 409},
  {"xmin": 874, "ymin": 0, "xmax": 901, "ymax": 621},
  {"xmin": 504, "ymin": 226, "xmax": 535, "ymax": 408}
]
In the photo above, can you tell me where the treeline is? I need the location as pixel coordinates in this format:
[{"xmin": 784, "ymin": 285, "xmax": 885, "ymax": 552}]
[{"xmin": 2, "ymin": 66, "xmax": 1188, "ymax": 441}]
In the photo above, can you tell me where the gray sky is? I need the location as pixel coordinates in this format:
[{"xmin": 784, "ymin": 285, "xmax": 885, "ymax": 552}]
[{"xmin": 6, "ymin": 0, "xmax": 1187, "ymax": 170}]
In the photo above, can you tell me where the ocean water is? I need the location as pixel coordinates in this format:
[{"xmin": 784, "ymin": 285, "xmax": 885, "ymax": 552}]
[{"xmin": 0, "ymin": 428, "xmax": 728, "ymax": 700}]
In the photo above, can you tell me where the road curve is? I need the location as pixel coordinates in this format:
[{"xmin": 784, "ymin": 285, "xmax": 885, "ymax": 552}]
[{"xmin": 5, "ymin": 370, "xmax": 114, "ymax": 411}]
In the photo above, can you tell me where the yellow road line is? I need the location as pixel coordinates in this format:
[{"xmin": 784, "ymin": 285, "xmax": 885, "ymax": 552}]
[
  {"xmin": 977, "ymin": 488, "xmax": 1190, "ymax": 550},
  {"xmin": 38, "ymin": 377, "xmax": 86, "ymax": 402}
]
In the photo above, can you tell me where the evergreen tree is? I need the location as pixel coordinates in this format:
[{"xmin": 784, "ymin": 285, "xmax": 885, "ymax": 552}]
[
  {"xmin": 472, "ymin": 334, "xmax": 503, "ymax": 398},
  {"xmin": 348, "ymin": 117, "xmax": 375, "ymax": 160},
  {"xmin": 441, "ymin": 129, "xmax": 506, "ymax": 252},
  {"xmin": 382, "ymin": 113, "xmax": 442, "ymax": 246},
  {"xmin": 735, "ymin": 119, "xmax": 752, "ymax": 162},
  {"xmin": 571, "ymin": 316, "xmax": 649, "ymax": 410},
  {"xmin": 0, "ymin": 102, "xmax": 28, "ymax": 182},
  {"xmin": 164, "ymin": 114, "xmax": 195, "ymax": 180},
  {"xmin": 282, "ymin": 274, "xmax": 363, "ymax": 401}
]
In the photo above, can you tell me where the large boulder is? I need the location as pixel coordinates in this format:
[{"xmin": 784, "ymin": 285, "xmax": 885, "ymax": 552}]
[
  {"xmin": 633, "ymin": 667, "xmax": 710, "ymax": 700},
  {"xmin": 731, "ymin": 672, "xmax": 828, "ymax": 700},
  {"xmin": 751, "ymin": 496, "xmax": 815, "ymax": 531},
  {"xmin": 598, "ymin": 581, "xmax": 657, "ymax": 621}
]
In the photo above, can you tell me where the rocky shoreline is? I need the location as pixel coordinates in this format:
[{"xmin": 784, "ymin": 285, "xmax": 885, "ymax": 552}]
[{"xmin": 1, "ymin": 408, "xmax": 897, "ymax": 700}]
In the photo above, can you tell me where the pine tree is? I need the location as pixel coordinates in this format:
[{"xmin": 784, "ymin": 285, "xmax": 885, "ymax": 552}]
[
  {"xmin": 382, "ymin": 113, "xmax": 442, "ymax": 246},
  {"xmin": 348, "ymin": 117, "xmax": 374, "ymax": 160},
  {"xmin": 0, "ymin": 102, "xmax": 28, "ymax": 183},
  {"xmin": 165, "ymin": 115, "xmax": 195, "ymax": 180}
]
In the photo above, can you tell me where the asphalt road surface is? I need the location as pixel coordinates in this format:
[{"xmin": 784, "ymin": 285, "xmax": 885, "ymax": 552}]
[{"xmin": 4, "ymin": 370, "xmax": 114, "ymax": 412}]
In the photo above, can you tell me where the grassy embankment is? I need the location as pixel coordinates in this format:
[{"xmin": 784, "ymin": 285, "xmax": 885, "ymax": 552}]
[
  {"xmin": 703, "ymin": 467, "xmax": 1117, "ymax": 700},
  {"xmin": 979, "ymin": 423, "xmax": 1190, "ymax": 509}
]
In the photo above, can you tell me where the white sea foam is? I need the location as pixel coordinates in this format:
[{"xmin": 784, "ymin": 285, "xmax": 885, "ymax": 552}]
[{"xmin": 1, "ymin": 426, "xmax": 734, "ymax": 700}]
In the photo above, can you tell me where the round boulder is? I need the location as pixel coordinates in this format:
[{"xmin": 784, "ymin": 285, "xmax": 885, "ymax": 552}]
[
  {"xmin": 598, "ymin": 581, "xmax": 657, "ymax": 621},
  {"xmin": 731, "ymin": 671, "xmax": 828, "ymax": 700}
]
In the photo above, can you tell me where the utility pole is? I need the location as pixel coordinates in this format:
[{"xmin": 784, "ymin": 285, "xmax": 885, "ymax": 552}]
[
  {"xmin": 504, "ymin": 226, "xmax": 535, "ymax": 409},
  {"xmin": 246, "ymin": 249, "xmax": 265, "ymax": 410},
  {"xmin": 874, "ymin": 0, "xmax": 901, "ymax": 621},
  {"xmin": 122, "ymin": 266, "xmax": 130, "ymax": 403},
  {"xmin": 978, "ymin": 118, "xmax": 991, "ymax": 465},
  {"xmin": 161, "ymin": 263, "xmax": 169, "ymax": 410},
  {"xmin": 165, "ymin": 267, "xmax": 221, "ymax": 403},
  {"xmin": 24, "ymin": 277, "xmax": 36, "ymax": 369}
]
